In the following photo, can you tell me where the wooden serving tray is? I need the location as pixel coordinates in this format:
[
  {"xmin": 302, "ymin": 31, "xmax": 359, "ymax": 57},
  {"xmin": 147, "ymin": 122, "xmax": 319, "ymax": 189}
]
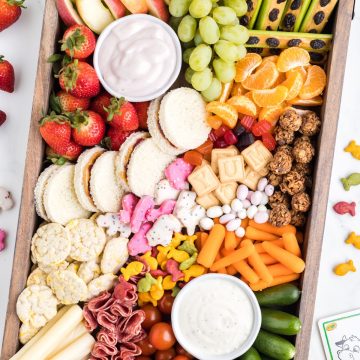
[{"xmin": 1, "ymin": 1, "xmax": 355, "ymax": 359}]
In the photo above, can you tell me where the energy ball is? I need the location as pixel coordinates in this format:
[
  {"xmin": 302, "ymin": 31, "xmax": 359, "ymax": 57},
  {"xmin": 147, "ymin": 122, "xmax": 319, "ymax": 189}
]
[
  {"xmin": 292, "ymin": 162, "xmax": 312, "ymax": 175},
  {"xmin": 269, "ymin": 204, "xmax": 292, "ymax": 227},
  {"xmin": 268, "ymin": 172, "xmax": 283, "ymax": 187},
  {"xmin": 274, "ymin": 127, "xmax": 295, "ymax": 145},
  {"xmin": 290, "ymin": 210, "xmax": 307, "ymax": 227},
  {"xmin": 300, "ymin": 112, "xmax": 321, "ymax": 136},
  {"xmin": 292, "ymin": 192, "xmax": 311, "ymax": 212},
  {"xmin": 269, "ymin": 151, "xmax": 293, "ymax": 175},
  {"xmin": 293, "ymin": 139, "xmax": 315, "ymax": 164},
  {"xmin": 277, "ymin": 145, "xmax": 293, "ymax": 157},
  {"xmin": 280, "ymin": 170, "xmax": 305, "ymax": 195},
  {"xmin": 279, "ymin": 109, "xmax": 302, "ymax": 132},
  {"xmin": 269, "ymin": 191, "xmax": 290, "ymax": 209}
]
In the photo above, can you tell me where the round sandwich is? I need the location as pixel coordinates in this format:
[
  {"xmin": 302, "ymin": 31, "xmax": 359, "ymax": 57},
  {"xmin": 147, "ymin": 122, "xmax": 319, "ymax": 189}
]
[
  {"xmin": 115, "ymin": 131, "xmax": 150, "ymax": 192},
  {"xmin": 34, "ymin": 164, "xmax": 60, "ymax": 221},
  {"xmin": 159, "ymin": 87, "xmax": 210, "ymax": 150},
  {"xmin": 43, "ymin": 164, "xmax": 91, "ymax": 225},
  {"xmin": 74, "ymin": 146, "xmax": 105, "ymax": 212},
  {"xmin": 147, "ymin": 97, "xmax": 185, "ymax": 156},
  {"xmin": 127, "ymin": 138, "xmax": 176, "ymax": 197},
  {"xmin": 90, "ymin": 151, "xmax": 124, "ymax": 213}
]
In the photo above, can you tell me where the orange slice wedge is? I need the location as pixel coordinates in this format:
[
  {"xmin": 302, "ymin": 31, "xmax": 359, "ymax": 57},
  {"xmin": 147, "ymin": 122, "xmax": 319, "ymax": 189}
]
[
  {"xmin": 277, "ymin": 48, "xmax": 310, "ymax": 73},
  {"xmin": 231, "ymin": 82, "xmax": 247, "ymax": 97},
  {"xmin": 287, "ymin": 96, "xmax": 323, "ymax": 107},
  {"xmin": 252, "ymin": 86, "xmax": 289, "ymax": 107},
  {"xmin": 242, "ymin": 61, "xmax": 279, "ymax": 91},
  {"xmin": 226, "ymin": 95, "xmax": 258, "ymax": 117},
  {"xmin": 206, "ymin": 101, "xmax": 238, "ymax": 128},
  {"xmin": 299, "ymin": 65, "xmax": 327, "ymax": 100},
  {"xmin": 286, "ymin": 66, "xmax": 307, "ymax": 82},
  {"xmin": 258, "ymin": 105, "xmax": 285, "ymax": 128},
  {"xmin": 235, "ymin": 53, "xmax": 262, "ymax": 83},
  {"xmin": 244, "ymin": 92, "xmax": 260, "ymax": 116},
  {"xmin": 281, "ymin": 71, "xmax": 304, "ymax": 100}
]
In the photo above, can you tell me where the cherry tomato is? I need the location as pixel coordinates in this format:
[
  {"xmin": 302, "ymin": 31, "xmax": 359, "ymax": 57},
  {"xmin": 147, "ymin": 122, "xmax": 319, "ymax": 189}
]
[
  {"xmin": 175, "ymin": 343, "xmax": 194, "ymax": 359},
  {"xmin": 149, "ymin": 322, "xmax": 176, "ymax": 350},
  {"xmin": 174, "ymin": 356, "xmax": 191, "ymax": 360},
  {"xmin": 155, "ymin": 348, "xmax": 176, "ymax": 360},
  {"xmin": 136, "ymin": 337, "xmax": 156, "ymax": 356},
  {"xmin": 158, "ymin": 292, "xmax": 175, "ymax": 315},
  {"xmin": 141, "ymin": 304, "xmax": 163, "ymax": 330},
  {"xmin": 137, "ymin": 357, "xmax": 151, "ymax": 360}
]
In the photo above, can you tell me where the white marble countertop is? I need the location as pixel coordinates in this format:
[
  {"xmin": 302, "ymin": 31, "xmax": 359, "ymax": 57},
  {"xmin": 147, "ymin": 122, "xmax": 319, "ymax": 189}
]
[{"xmin": 0, "ymin": 1, "xmax": 359, "ymax": 358}]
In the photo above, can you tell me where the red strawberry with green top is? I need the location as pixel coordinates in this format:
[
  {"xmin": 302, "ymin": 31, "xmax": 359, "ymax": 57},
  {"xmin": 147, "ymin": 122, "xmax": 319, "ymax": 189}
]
[
  {"xmin": 133, "ymin": 101, "xmax": 149, "ymax": 129},
  {"xmin": 46, "ymin": 144, "xmax": 82, "ymax": 162},
  {"xmin": 68, "ymin": 110, "xmax": 106, "ymax": 146},
  {"xmin": 106, "ymin": 127, "xmax": 133, "ymax": 150},
  {"xmin": 50, "ymin": 90, "xmax": 90, "ymax": 113},
  {"xmin": 105, "ymin": 97, "xmax": 139, "ymax": 131},
  {"xmin": 0, "ymin": 56, "xmax": 14, "ymax": 93},
  {"xmin": 0, "ymin": 0, "xmax": 25, "ymax": 32},
  {"xmin": 0, "ymin": 110, "xmax": 6, "ymax": 126},
  {"xmin": 90, "ymin": 92, "xmax": 112, "ymax": 119},
  {"xmin": 60, "ymin": 24, "xmax": 96, "ymax": 59},
  {"xmin": 59, "ymin": 60, "xmax": 100, "ymax": 99}
]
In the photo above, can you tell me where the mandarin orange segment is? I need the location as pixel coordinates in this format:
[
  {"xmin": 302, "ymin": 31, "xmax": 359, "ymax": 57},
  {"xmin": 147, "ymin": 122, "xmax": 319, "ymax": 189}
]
[
  {"xmin": 281, "ymin": 71, "xmax": 304, "ymax": 100},
  {"xmin": 257, "ymin": 55, "xmax": 279, "ymax": 72},
  {"xmin": 206, "ymin": 101, "xmax": 238, "ymax": 128},
  {"xmin": 258, "ymin": 105, "xmax": 285, "ymax": 128},
  {"xmin": 287, "ymin": 96, "xmax": 323, "ymax": 106},
  {"xmin": 231, "ymin": 82, "xmax": 247, "ymax": 97},
  {"xmin": 226, "ymin": 95, "xmax": 257, "ymax": 117},
  {"xmin": 242, "ymin": 61, "xmax": 279, "ymax": 91},
  {"xmin": 219, "ymin": 81, "xmax": 234, "ymax": 102},
  {"xmin": 273, "ymin": 71, "xmax": 287, "ymax": 88},
  {"xmin": 251, "ymin": 86, "xmax": 289, "ymax": 107},
  {"xmin": 299, "ymin": 65, "xmax": 327, "ymax": 100},
  {"xmin": 244, "ymin": 91, "xmax": 260, "ymax": 116},
  {"xmin": 235, "ymin": 53, "xmax": 262, "ymax": 83},
  {"xmin": 207, "ymin": 115, "xmax": 223, "ymax": 129},
  {"xmin": 286, "ymin": 66, "xmax": 307, "ymax": 82},
  {"xmin": 276, "ymin": 48, "xmax": 310, "ymax": 73}
]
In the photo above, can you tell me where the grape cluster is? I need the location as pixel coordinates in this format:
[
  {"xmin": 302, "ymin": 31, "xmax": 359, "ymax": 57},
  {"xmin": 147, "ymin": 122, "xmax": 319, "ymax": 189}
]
[{"xmin": 169, "ymin": 0, "xmax": 249, "ymax": 101}]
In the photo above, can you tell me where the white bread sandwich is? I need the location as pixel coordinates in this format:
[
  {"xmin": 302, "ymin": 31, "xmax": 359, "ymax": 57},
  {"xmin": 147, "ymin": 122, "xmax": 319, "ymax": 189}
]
[
  {"xmin": 90, "ymin": 151, "xmax": 123, "ymax": 213},
  {"xmin": 43, "ymin": 164, "xmax": 91, "ymax": 225},
  {"xmin": 74, "ymin": 146, "xmax": 105, "ymax": 212},
  {"xmin": 127, "ymin": 138, "xmax": 176, "ymax": 197}
]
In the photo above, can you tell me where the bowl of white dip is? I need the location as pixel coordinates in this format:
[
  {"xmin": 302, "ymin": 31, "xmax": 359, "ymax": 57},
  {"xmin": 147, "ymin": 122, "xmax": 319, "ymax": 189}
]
[
  {"xmin": 94, "ymin": 14, "xmax": 182, "ymax": 102},
  {"xmin": 171, "ymin": 274, "xmax": 261, "ymax": 360}
]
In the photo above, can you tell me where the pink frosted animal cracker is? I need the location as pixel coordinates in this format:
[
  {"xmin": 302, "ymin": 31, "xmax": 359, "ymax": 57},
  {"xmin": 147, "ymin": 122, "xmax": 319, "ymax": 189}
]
[
  {"xmin": 96, "ymin": 213, "xmax": 131, "ymax": 238},
  {"xmin": 0, "ymin": 229, "xmax": 6, "ymax": 252},
  {"xmin": 119, "ymin": 193, "xmax": 139, "ymax": 223},
  {"xmin": 130, "ymin": 196, "xmax": 155, "ymax": 233},
  {"xmin": 146, "ymin": 200, "xmax": 176, "ymax": 223},
  {"xmin": 165, "ymin": 158, "xmax": 193, "ymax": 190},
  {"xmin": 146, "ymin": 215, "xmax": 182, "ymax": 247},
  {"xmin": 128, "ymin": 222, "xmax": 152, "ymax": 256}
]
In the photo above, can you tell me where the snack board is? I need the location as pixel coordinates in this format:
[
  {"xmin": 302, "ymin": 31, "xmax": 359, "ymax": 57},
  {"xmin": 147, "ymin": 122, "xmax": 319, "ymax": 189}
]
[{"xmin": 0, "ymin": 0, "xmax": 355, "ymax": 360}]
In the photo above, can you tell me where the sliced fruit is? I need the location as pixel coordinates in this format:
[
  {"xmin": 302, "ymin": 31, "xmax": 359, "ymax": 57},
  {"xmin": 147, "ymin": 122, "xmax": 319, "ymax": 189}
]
[
  {"xmin": 286, "ymin": 66, "xmax": 307, "ymax": 82},
  {"xmin": 276, "ymin": 47, "xmax": 310, "ymax": 72},
  {"xmin": 252, "ymin": 85, "xmax": 289, "ymax": 107},
  {"xmin": 56, "ymin": 0, "xmax": 84, "ymax": 26},
  {"xmin": 242, "ymin": 61, "xmax": 279, "ymax": 90},
  {"xmin": 279, "ymin": 0, "xmax": 312, "ymax": 32},
  {"xmin": 121, "ymin": 0, "xmax": 148, "ymax": 13},
  {"xmin": 287, "ymin": 95, "xmax": 323, "ymax": 106},
  {"xmin": 226, "ymin": 95, "xmax": 258, "ymax": 116},
  {"xmin": 255, "ymin": 0, "xmax": 288, "ymax": 31},
  {"xmin": 258, "ymin": 104, "xmax": 285, "ymax": 128},
  {"xmin": 231, "ymin": 82, "xmax": 247, "ymax": 97},
  {"xmin": 244, "ymin": 91, "xmax": 260, "ymax": 116},
  {"xmin": 76, "ymin": 0, "xmax": 114, "ymax": 34},
  {"xmin": 246, "ymin": 29, "xmax": 333, "ymax": 51},
  {"xmin": 272, "ymin": 71, "xmax": 286, "ymax": 87},
  {"xmin": 206, "ymin": 101, "xmax": 238, "ymax": 128},
  {"xmin": 262, "ymin": 55, "xmax": 279, "ymax": 63},
  {"xmin": 300, "ymin": 0, "xmax": 339, "ymax": 33},
  {"xmin": 281, "ymin": 71, "xmax": 304, "ymax": 100},
  {"xmin": 299, "ymin": 64, "xmax": 326, "ymax": 99},
  {"xmin": 146, "ymin": 0, "xmax": 170, "ymax": 21},
  {"xmin": 235, "ymin": 53, "xmax": 262, "ymax": 83},
  {"xmin": 239, "ymin": 0, "xmax": 263, "ymax": 29},
  {"xmin": 103, "ymin": 0, "xmax": 126, "ymax": 18}
]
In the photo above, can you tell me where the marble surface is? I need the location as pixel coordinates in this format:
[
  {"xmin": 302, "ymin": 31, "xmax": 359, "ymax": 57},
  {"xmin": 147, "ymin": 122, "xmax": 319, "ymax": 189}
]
[{"xmin": 0, "ymin": 1, "xmax": 359, "ymax": 358}]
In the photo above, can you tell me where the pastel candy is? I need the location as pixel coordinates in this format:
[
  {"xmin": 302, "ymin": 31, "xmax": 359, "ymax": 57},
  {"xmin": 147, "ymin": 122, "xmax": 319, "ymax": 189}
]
[
  {"xmin": 146, "ymin": 200, "xmax": 177, "ymax": 223},
  {"xmin": 154, "ymin": 179, "xmax": 182, "ymax": 205},
  {"xmin": 146, "ymin": 215, "xmax": 182, "ymax": 247},
  {"xmin": 97, "ymin": 213, "xmax": 131, "ymax": 237},
  {"xmin": 130, "ymin": 196, "xmax": 155, "ymax": 233},
  {"xmin": 165, "ymin": 158, "xmax": 194, "ymax": 190},
  {"xmin": 128, "ymin": 222, "xmax": 152, "ymax": 256},
  {"xmin": 119, "ymin": 193, "xmax": 139, "ymax": 223}
]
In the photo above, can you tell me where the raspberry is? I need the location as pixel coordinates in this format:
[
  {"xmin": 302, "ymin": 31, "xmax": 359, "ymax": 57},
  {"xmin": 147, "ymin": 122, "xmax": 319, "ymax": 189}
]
[
  {"xmin": 262, "ymin": 133, "xmax": 276, "ymax": 151},
  {"xmin": 240, "ymin": 116, "xmax": 256, "ymax": 132},
  {"xmin": 252, "ymin": 120, "xmax": 272, "ymax": 137}
]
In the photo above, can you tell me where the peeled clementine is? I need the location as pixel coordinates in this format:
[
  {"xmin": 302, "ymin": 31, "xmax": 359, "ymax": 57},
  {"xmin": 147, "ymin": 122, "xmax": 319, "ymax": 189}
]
[
  {"xmin": 252, "ymin": 86, "xmax": 289, "ymax": 107},
  {"xmin": 299, "ymin": 65, "xmax": 327, "ymax": 100},
  {"xmin": 277, "ymin": 48, "xmax": 310, "ymax": 72},
  {"xmin": 242, "ymin": 61, "xmax": 279, "ymax": 90},
  {"xmin": 235, "ymin": 53, "xmax": 262, "ymax": 83},
  {"xmin": 226, "ymin": 95, "xmax": 258, "ymax": 117}
]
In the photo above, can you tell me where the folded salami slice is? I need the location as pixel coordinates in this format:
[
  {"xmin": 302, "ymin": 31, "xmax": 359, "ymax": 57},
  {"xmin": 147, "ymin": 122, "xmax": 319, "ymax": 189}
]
[
  {"xmin": 96, "ymin": 328, "xmax": 118, "ymax": 347},
  {"xmin": 83, "ymin": 305, "xmax": 98, "ymax": 331},
  {"xmin": 110, "ymin": 299, "xmax": 133, "ymax": 318},
  {"xmin": 117, "ymin": 310, "xmax": 145, "ymax": 343},
  {"xmin": 113, "ymin": 276, "xmax": 137, "ymax": 304}
]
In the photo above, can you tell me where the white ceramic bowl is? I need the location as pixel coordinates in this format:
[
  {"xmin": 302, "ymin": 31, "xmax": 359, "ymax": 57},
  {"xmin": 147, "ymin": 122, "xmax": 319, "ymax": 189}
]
[
  {"xmin": 93, "ymin": 14, "xmax": 182, "ymax": 102},
  {"xmin": 171, "ymin": 274, "xmax": 261, "ymax": 360}
]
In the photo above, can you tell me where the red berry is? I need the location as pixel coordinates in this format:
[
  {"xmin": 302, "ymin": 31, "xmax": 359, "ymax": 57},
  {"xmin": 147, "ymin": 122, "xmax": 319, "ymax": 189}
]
[
  {"xmin": 105, "ymin": 98, "xmax": 139, "ymax": 131},
  {"xmin": 240, "ymin": 116, "xmax": 256, "ymax": 132},
  {"xmin": 133, "ymin": 101, "xmax": 150, "ymax": 129},
  {"xmin": 52, "ymin": 90, "xmax": 90, "ymax": 113},
  {"xmin": 223, "ymin": 130, "xmax": 237, "ymax": 145},
  {"xmin": 262, "ymin": 133, "xmax": 276, "ymax": 151},
  {"xmin": 106, "ymin": 127, "xmax": 133, "ymax": 150},
  {"xmin": 90, "ymin": 92, "xmax": 112, "ymax": 119},
  {"xmin": 0, "ymin": 0, "xmax": 24, "ymax": 32},
  {"xmin": 0, "ymin": 110, "xmax": 6, "ymax": 126},
  {"xmin": 251, "ymin": 120, "xmax": 272, "ymax": 137},
  {"xmin": 0, "ymin": 56, "xmax": 15, "ymax": 93}
]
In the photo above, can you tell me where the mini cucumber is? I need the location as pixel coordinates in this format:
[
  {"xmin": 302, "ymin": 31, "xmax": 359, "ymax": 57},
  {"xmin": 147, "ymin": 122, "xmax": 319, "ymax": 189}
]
[
  {"xmin": 254, "ymin": 330, "xmax": 296, "ymax": 360},
  {"xmin": 261, "ymin": 308, "xmax": 302, "ymax": 336},
  {"xmin": 255, "ymin": 284, "xmax": 300, "ymax": 307},
  {"xmin": 238, "ymin": 347, "xmax": 261, "ymax": 360}
]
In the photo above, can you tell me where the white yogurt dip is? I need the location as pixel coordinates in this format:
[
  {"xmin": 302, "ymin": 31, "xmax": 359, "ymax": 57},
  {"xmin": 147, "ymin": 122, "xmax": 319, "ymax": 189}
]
[
  {"xmin": 94, "ymin": 15, "xmax": 182, "ymax": 102},
  {"xmin": 171, "ymin": 274, "xmax": 261, "ymax": 360}
]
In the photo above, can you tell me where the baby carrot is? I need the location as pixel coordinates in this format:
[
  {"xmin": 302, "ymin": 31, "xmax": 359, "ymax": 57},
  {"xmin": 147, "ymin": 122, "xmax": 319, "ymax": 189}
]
[
  {"xmin": 255, "ymin": 239, "xmax": 284, "ymax": 253},
  {"xmin": 260, "ymin": 253, "xmax": 278, "ymax": 265},
  {"xmin": 267, "ymin": 263, "xmax": 294, "ymax": 277},
  {"xmin": 200, "ymin": 232, "xmax": 209, "ymax": 249},
  {"xmin": 226, "ymin": 265, "xmax": 238, "ymax": 275},
  {"xmin": 245, "ymin": 227, "xmax": 279, "ymax": 241},
  {"xmin": 197, "ymin": 224, "xmax": 226, "ymax": 268},
  {"xmin": 283, "ymin": 232, "xmax": 302, "ymax": 257},
  {"xmin": 250, "ymin": 273, "xmax": 300, "ymax": 291},
  {"xmin": 215, "ymin": 253, "xmax": 227, "ymax": 274},
  {"xmin": 241, "ymin": 240, "xmax": 273, "ymax": 284},
  {"xmin": 262, "ymin": 241, "xmax": 305, "ymax": 273},
  {"xmin": 224, "ymin": 231, "xmax": 238, "ymax": 251},
  {"xmin": 210, "ymin": 245, "xmax": 254, "ymax": 271},
  {"xmin": 233, "ymin": 260, "xmax": 260, "ymax": 284},
  {"xmin": 242, "ymin": 218, "xmax": 249, "ymax": 229},
  {"xmin": 248, "ymin": 220, "xmax": 296, "ymax": 236}
]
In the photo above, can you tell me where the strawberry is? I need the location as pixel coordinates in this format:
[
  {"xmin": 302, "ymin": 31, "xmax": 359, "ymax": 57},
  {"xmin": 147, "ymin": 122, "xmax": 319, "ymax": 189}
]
[
  {"xmin": 0, "ymin": 110, "xmax": 6, "ymax": 126},
  {"xmin": 105, "ymin": 97, "xmax": 139, "ymax": 131},
  {"xmin": 105, "ymin": 127, "xmax": 133, "ymax": 150},
  {"xmin": 68, "ymin": 110, "xmax": 106, "ymax": 146},
  {"xmin": 46, "ymin": 144, "xmax": 82, "ymax": 162},
  {"xmin": 60, "ymin": 24, "xmax": 96, "ymax": 59},
  {"xmin": 0, "ymin": 0, "xmax": 25, "ymax": 32},
  {"xmin": 90, "ymin": 92, "xmax": 112, "ymax": 119},
  {"xmin": 0, "ymin": 56, "xmax": 14, "ymax": 93},
  {"xmin": 50, "ymin": 90, "xmax": 90, "ymax": 113},
  {"xmin": 59, "ymin": 60, "xmax": 100, "ymax": 99},
  {"xmin": 133, "ymin": 101, "xmax": 150, "ymax": 129}
]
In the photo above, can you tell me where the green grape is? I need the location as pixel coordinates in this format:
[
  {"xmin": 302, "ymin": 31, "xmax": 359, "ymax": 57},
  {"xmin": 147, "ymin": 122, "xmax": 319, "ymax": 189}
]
[
  {"xmin": 220, "ymin": 24, "xmax": 249, "ymax": 44},
  {"xmin": 169, "ymin": 16, "xmax": 183, "ymax": 32},
  {"xmin": 194, "ymin": 29, "xmax": 204, "ymax": 46},
  {"xmin": 214, "ymin": 40, "xmax": 239, "ymax": 62},
  {"xmin": 213, "ymin": 57, "xmax": 236, "ymax": 83},
  {"xmin": 189, "ymin": 44, "xmax": 212, "ymax": 71},
  {"xmin": 191, "ymin": 67, "xmax": 213, "ymax": 91},
  {"xmin": 185, "ymin": 67, "xmax": 195, "ymax": 84},
  {"xmin": 169, "ymin": 0, "xmax": 192, "ymax": 17},
  {"xmin": 178, "ymin": 15, "xmax": 197, "ymax": 42},
  {"xmin": 183, "ymin": 47, "xmax": 194, "ymax": 64},
  {"xmin": 201, "ymin": 77, "xmax": 222, "ymax": 101},
  {"xmin": 224, "ymin": 0, "xmax": 247, "ymax": 16},
  {"xmin": 199, "ymin": 16, "xmax": 220, "ymax": 45},
  {"xmin": 236, "ymin": 44, "xmax": 247, "ymax": 60},
  {"xmin": 189, "ymin": 0, "xmax": 212, "ymax": 18},
  {"xmin": 212, "ymin": 6, "xmax": 237, "ymax": 25},
  {"xmin": 230, "ymin": 17, "xmax": 240, "ymax": 25}
]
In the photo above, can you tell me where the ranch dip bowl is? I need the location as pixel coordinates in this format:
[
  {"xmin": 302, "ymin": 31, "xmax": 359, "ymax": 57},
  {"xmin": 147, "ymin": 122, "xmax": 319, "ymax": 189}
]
[{"xmin": 171, "ymin": 274, "xmax": 261, "ymax": 360}]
